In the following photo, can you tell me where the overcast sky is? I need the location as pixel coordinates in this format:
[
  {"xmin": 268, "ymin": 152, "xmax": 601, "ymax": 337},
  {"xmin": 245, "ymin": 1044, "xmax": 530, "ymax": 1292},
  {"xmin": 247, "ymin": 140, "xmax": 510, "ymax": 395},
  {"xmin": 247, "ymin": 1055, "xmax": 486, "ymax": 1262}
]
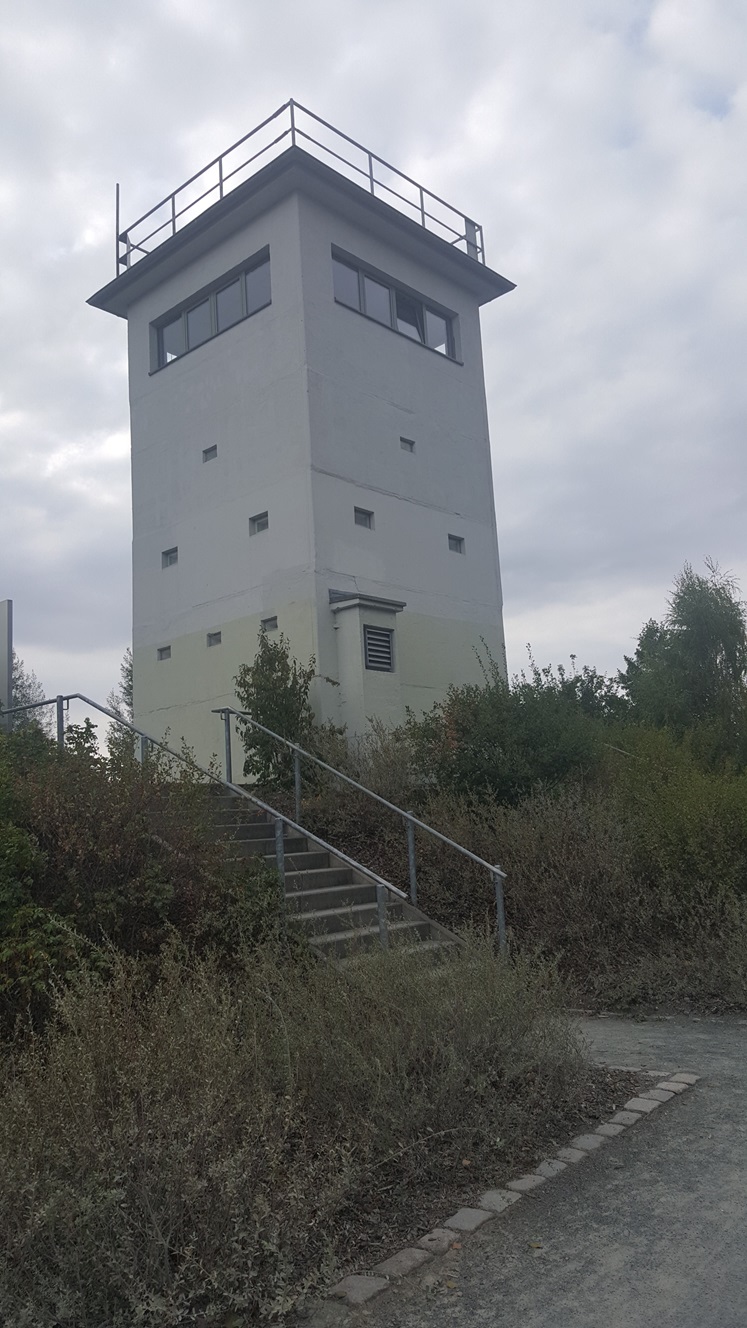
[{"xmin": 1, "ymin": 0, "xmax": 745, "ymax": 710}]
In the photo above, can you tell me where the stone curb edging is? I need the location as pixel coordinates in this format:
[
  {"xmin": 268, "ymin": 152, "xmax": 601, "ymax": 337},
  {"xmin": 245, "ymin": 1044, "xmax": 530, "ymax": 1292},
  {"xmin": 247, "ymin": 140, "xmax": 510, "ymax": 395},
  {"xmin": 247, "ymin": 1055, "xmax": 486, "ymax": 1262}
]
[{"xmin": 328, "ymin": 1071, "xmax": 700, "ymax": 1308}]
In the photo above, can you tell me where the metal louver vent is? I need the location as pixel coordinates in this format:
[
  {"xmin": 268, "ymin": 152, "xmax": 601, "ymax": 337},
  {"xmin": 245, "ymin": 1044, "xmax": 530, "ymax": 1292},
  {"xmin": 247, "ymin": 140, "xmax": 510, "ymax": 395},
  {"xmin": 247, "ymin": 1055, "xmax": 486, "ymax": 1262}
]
[{"xmin": 364, "ymin": 625, "xmax": 394, "ymax": 672}]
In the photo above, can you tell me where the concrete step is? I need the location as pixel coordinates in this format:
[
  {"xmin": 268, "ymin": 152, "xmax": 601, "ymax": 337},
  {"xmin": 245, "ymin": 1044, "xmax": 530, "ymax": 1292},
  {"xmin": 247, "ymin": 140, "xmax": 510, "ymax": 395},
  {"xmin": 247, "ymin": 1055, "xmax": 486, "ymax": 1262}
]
[
  {"xmin": 309, "ymin": 918, "xmax": 433, "ymax": 958},
  {"xmin": 283, "ymin": 865, "xmax": 356, "ymax": 891},
  {"xmin": 285, "ymin": 882, "xmax": 377, "ymax": 913},
  {"xmin": 211, "ymin": 818, "xmax": 278, "ymax": 839},
  {"xmin": 229, "ymin": 835, "xmax": 307, "ymax": 858},
  {"xmin": 294, "ymin": 901, "xmax": 405, "ymax": 935}
]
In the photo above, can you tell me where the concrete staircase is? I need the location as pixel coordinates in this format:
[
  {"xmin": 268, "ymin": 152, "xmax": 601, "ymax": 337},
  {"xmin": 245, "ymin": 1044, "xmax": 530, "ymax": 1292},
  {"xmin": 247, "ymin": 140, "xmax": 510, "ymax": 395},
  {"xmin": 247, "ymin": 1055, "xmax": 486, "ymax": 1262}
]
[{"xmin": 210, "ymin": 790, "xmax": 458, "ymax": 959}]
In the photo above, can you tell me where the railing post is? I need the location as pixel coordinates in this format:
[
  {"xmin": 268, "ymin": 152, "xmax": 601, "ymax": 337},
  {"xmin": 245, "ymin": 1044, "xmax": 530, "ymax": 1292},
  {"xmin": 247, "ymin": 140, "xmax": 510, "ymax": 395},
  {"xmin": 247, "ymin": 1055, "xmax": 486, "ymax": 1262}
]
[
  {"xmin": 56, "ymin": 695, "xmax": 65, "ymax": 750},
  {"xmin": 290, "ymin": 100, "xmax": 296, "ymax": 146},
  {"xmin": 493, "ymin": 866, "xmax": 507, "ymax": 954},
  {"xmin": 419, "ymin": 185, "xmax": 426, "ymax": 228},
  {"xmin": 465, "ymin": 218, "xmax": 479, "ymax": 260},
  {"xmin": 406, "ymin": 813, "xmax": 417, "ymax": 906},
  {"xmin": 368, "ymin": 151, "xmax": 375, "ymax": 194},
  {"xmin": 376, "ymin": 883, "xmax": 389, "ymax": 950},
  {"xmin": 218, "ymin": 155, "xmax": 224, "ymax": 199},
  {"xmin": 221, "ymin": 710, "xmax": 233, "ymax": 785},
  {"xmin": 274, "ymin": 817, "xmax": 285, "ymax": 888},
  {"xmin": 293, "ymin": 749, "xmax": 302, "ymax": 825},
  {"xmin": 137, "ymin": 733, "xmax": 149, "ymax": 765},
  {"xmin": 171, "ymin": 193, "xmax": 176, "ymax": 237}
]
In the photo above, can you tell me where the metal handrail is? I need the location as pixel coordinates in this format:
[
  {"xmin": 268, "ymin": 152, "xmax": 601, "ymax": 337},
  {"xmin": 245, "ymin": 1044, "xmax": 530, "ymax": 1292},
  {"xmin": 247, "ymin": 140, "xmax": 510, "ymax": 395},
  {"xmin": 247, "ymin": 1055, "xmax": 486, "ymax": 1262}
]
[
  {"xmin": 213, "ymin": 706, "xmax": 507, "ymax": 950},
  {"xmin": 116, "ymin": 99, "xmax": 486, "ymax": 272},
  {"xmin": 0, "ymin": 693, "xmax": 404, "ymax": 949}
]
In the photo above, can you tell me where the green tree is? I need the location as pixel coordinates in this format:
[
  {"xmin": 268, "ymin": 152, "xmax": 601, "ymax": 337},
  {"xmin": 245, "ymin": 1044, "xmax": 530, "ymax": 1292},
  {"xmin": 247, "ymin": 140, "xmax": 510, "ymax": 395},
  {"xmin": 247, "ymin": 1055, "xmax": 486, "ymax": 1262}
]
[
  {"xmin": 234, "ymin": 630, "xmax": 319, "ymax": 786},
  {"xmin": 620, "ymin": 560, "xmax": 747, "ymax": 765},
  {"xmin": 5, "ymin": 653, "xmax": 53, "ymax": 734},
  {"xmin": 107, "ymin": 647, "xmax": 133, "ymax": 722}
]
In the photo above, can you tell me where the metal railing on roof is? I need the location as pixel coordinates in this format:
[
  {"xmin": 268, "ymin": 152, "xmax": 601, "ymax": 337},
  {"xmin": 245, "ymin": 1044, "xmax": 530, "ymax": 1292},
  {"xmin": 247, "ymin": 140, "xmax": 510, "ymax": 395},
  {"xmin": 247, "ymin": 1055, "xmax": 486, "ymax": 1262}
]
[
  {"xmin": 213, "ymin": 706, "xmax": 507, "ymax": 951},
  {"xmin": 115, "ymin": 99, "xmax": 486, "ymax": 273}
]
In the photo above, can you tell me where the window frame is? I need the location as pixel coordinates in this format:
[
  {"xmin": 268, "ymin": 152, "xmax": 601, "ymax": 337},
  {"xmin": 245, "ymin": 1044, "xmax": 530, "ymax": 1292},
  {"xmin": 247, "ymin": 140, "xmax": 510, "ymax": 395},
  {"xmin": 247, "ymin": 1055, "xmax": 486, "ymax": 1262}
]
[
  {"xmin": 332, "ymin": 249, "xmax": 458, "ymax": 360},
  {"xmin": 354, "ymin": 506, "xmax": 375, "ymax": 530},
  {"xmin": 157, "ymin": 645, "xmax": 171, "ymax": 662},
  {"xmin": 151, "ymin": 248, "xmax": 271, "ymax": 372},
  {"xmin": 202, "ymin": 444, "xmax": 218, "ymax": 463},
  {"xmin": 206, "ymin": 631, "xmax": 222, "ymax": 647},
  {"xmin": 448, "ymin": 533, "xmax": 465, "ymax": 555},
  {"xmin": 161, "ymin": 546, "xmax": 178, "ymax": 568},
  {"xmin": 249, "ymin": 510, "xmax": 269, "ymax": 536},
  {"xmin": 260, "ymin": 615, "xmax": 278, "ymax": 632}
]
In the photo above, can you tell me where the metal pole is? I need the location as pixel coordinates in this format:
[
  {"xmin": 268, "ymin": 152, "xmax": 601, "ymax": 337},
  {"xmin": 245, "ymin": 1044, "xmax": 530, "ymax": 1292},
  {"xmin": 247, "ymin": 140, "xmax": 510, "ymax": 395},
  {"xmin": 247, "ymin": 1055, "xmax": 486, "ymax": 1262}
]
[
  {"xmin": 465, "ymin": 218, "xmax": 479, "ymax": 260},
  {"xmin": 493, "ymin": 866, "xmax": 507, "ymax": 954},
  {"xmin": 0, "ymin": 599, "xmax": 12, "ymax": 734},
  {"xmin": 406, "ymin": 813, "xmax": 417, "ymax": 906},
  {"xmin": 137, "ymin": 733, "xmax": 149, "ymax": 765},
  {"xmin": 376, "ymin": 883, "xmax": 389, "ymax": 950},
  {"xmin": 290, "ymin": 100, "xmax": 296, "ymax": 146},
  {"xmin": 115, "ymin": 182, "xmax": 120, "ymax": 276},
  {"xmin": 274, "ymin": 817, "xmax": 285, "ymax": 888},
  {"xmin": 419, "ymin": 186, "xmax": 426, "ymax": 228},
  {"xmin": 368, "ymin": 151, "xmax": 375, "ymax": 194},
  {"xmin": 294, "ymin": 749, "xmax": 302, "ymax": 825},
  {"xmin": 218, "ymin": 156, "xmax": 223, "ymax": 199},
  {"xmin": 171, "ymin": 193, "xmax": 176, "ymax": 237},
  {"xmin": 56, "ymin": 695, "xmax": 65, "ymax": 750},
  {"xmin": 222, "ymin": 710, "xmax": 233, "ymax": 785}
]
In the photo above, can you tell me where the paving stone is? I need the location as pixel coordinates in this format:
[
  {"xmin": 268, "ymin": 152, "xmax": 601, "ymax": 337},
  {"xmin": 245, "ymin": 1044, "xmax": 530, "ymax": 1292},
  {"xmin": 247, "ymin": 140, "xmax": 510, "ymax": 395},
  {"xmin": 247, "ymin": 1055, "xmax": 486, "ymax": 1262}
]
[
  {"xmin": 610, "ymin": 1110, "xmax": 642, "ymax": 1125},
  {"xmin": 478, "ymin": 1189, "xmax": 522, "ymax": 1213},
  {"xmin": 417, "ymin": 1228, "xmax": 459, "ymax": 1255},
  {"xmin": 657, "ymin": 1080, "xmax": 689, "ymax": 1094},
  {"xmin": 372, "ymin": 1248, "xmax": 431, "ymax": 1279},
  {"xmin": 330, "ymin": 1275, "xmax": 389, "ymax": 1305},
  {"xmin": 625, "ymin": 1096, "xmax": 661, "ymax": 1114},
  {"xmin": 535, "ymin": 1158, "xmax": 568, "ymax": 1178},
  {"xmin": 506, "ymin": 1174, "xmax": 547, "ymax": 1192},
  {"xmin": 444, "ymin": 1206, "xmax": 494, "ymax": 1232},
  {"xmin": 556, "ymin": 1146, "xmax": 588, "ymax": 1163},
  {"xmin": 596, "ymin": 1122, "xmax": 625, "ymax": 1137},
  {"xmin": 670, "ymin": 1072, "xmax": 700, "ymax": 1085},
  {"xmin": 640, "ymin": 1088, "xmax": 675, "ymax": 1103},
  {"xmin": 571, "ymin": 1134, "xmax": 605, "ymax": 1151}
]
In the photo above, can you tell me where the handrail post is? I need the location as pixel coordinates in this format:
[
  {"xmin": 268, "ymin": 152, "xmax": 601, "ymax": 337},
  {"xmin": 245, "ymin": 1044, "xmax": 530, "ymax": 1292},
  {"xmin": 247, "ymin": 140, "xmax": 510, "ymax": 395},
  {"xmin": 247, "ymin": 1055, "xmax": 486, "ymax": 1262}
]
[
  {"xmin": 290, "ymin": 100, "xmax": 296, "ymax": 147},
  {"xmin": 406, "ymin": 813, "xmax": 417, "ymax": 906},
  {"xmin": 56, "ymin": 695, "xmax": 65, "ymax": 750},
  {"xmin": 218, "ymin": 155, "xmax": 224, "ymax": 199},
  {"xmin": 368, "ymin": 151, "xmax": 375, "ymax": 194},
  {"xmin": 293, "ymin": 749, "xmax": 302, "ymax": 825},
  {"xmin": 492, "ymin": 866, "xmax": 507, "ymax": 954},
  {"xmin": 221, "ymin": 709, "xmax": 233, "ymax": 785},
  {"xmin": 137, "ymin": 733, "xmax": 149, "ymax": 765},
  {"xmin": 376, "ymin": 883, "xmax": 389, "ymax": 949},
  {"xmin": 274, "ymin": 817, "xmax": 285, "ymax": 887},
  {"xmin": 419, "ymin": 185, "xmax": 426, "ymax": 228},
  {"xmin": 465, "ymin": 218, "xmax": 479, "ymax": 260},
  {"xmin": 171, "ymin": 193, "xmax": 176, "ymax": 237}
]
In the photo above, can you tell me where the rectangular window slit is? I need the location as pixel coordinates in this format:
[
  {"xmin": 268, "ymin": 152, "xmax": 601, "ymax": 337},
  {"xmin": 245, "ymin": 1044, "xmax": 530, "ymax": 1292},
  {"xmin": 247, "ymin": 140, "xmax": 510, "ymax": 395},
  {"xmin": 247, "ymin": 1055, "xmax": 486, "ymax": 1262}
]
[
  {"xmin": 261, "ymin": 616, "xmax": 278, "ymax": 632},
  {"xmin": 202, "ymin": 444, "xmax": 218, "ymax": 462},
  {"xmin": 161, "ymin": 546, "xmax": 178, "ymax": 568},
  {"xmin": 364, "ymin": 625, "xmax": 394, "ymax": 672},
  {"xmin": 354, "ymin": 507, "xmax": 374, "ymax": 529},
  {"xmin": 157, "ymin": 646, "xmax": 171, "ymax": 662},
  {"xmin": 448, "ymin": 534, "xmax": 465, "ymax": 554},
  {"xmin": 206, "ymin": 631, "xmax": 222, "ymax": 647},
  {"xmin": 249, "ymin": 511, "xmax": 269, "ymax": 535},
  {"xmin": 400, "ymin": 437, "xmax": 416, "ymax": 452}
]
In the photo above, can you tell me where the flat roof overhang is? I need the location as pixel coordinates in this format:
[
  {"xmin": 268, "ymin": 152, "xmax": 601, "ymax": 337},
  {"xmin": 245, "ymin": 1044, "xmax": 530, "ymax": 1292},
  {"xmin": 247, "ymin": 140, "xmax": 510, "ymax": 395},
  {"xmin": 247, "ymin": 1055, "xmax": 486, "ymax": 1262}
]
[{"xmin": 88, "ymin": 146, "xmax": 515, "ymax": 319}]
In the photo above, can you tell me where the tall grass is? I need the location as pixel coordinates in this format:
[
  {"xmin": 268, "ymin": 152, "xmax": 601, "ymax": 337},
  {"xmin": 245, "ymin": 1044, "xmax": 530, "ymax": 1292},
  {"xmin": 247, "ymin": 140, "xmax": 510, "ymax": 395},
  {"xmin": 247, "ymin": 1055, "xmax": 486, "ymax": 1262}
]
[{"xmin": 0, "ymin": 937, "xmax": 587, "ymax": 1326}]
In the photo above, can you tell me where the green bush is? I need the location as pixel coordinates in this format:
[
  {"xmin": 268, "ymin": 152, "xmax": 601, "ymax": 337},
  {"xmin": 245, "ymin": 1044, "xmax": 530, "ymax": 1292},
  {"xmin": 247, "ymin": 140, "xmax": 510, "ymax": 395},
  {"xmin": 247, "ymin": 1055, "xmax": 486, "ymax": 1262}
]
[{"xmin": 0, "ymin": 938, "xmax": 588, "ymax": 1326}]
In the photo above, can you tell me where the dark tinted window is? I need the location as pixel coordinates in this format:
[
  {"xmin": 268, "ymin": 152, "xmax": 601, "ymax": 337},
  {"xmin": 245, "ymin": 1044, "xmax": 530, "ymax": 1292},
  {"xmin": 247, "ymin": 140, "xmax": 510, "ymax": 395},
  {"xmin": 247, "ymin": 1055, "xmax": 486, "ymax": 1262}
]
[
  {"xmin": 332, "ymin": 258, "xmax": 360, "ymax": 310},
  {"xmin": 395, "ymin": 292, "xmax": 424, "ymax": 343},
  {"xmin": 425, "ymin": 309, "xmax": 449, "ymax": 354},
  {"xmin": 161, "ymin": 316, "xmax": 185, "ymax": 363},
  {"xmin": 246, "ymin": 260, "xmax": 271, "ymax": 315},
  {"xmin": 363, "ymin": 275, "xmax": 391, "ymax": 325},
  {"xmin": 187, "ymin": 299, "xmax": 211, "ymax": 349},
  {"xmin": 216, "ymin": 278, "xmax": 243, "ymax": 332}
]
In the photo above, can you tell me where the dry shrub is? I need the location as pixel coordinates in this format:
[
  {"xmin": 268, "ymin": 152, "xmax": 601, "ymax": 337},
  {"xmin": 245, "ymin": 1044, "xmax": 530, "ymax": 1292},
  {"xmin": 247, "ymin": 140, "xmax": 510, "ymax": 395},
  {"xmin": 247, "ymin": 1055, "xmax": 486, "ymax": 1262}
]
[{"xmin": 0, "ymin": 937, "xmax": 586, "ymax": 1326}]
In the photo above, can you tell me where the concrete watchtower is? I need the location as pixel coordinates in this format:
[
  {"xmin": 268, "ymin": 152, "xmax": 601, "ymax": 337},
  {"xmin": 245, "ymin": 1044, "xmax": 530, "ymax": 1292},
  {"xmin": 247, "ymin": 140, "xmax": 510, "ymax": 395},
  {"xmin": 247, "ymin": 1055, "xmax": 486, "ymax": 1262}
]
[{"xmin": 89, "ymin": 101, "xmax": 515, "ymax": 760}]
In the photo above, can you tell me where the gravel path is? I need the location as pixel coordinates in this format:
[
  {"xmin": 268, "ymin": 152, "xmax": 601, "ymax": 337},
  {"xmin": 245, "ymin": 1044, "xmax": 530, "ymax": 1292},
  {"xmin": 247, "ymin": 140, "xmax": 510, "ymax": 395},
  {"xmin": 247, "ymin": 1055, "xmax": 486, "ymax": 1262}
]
[{"xmin": 318, "ymin": 1013, "xmax": 747, "ymax": 1328}]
